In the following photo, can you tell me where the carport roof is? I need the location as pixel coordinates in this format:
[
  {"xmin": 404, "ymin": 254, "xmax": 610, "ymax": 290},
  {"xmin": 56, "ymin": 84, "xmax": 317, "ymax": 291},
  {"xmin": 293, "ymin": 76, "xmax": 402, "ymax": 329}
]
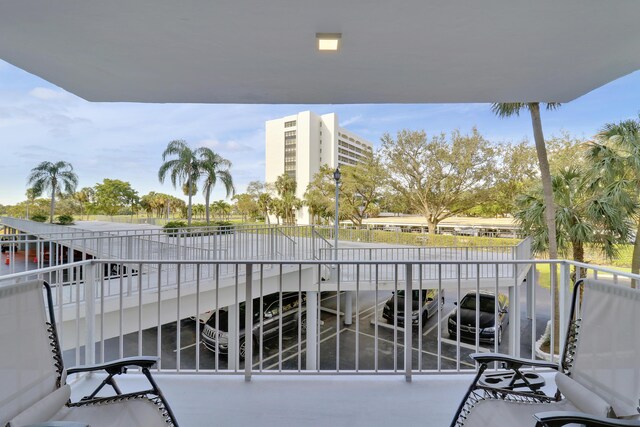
[{"xmin": 1, "ymin": 1, "xmax": 639, "ymax": 104}]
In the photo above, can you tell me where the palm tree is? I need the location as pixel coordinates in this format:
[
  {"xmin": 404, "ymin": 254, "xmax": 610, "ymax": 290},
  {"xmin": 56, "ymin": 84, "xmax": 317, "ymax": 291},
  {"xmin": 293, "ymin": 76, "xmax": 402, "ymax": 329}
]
[
  {"xmin": 515, "ymin": 167, "xmax": 634, "ymax": 279},
  {"xmin": 213, "ymin": 200, "xmax": 232, "ymax": 221},
  {"xmin": 74, "ymin": 187, "xmax": 95, "ymax": 220},
  {"xmin": 25, "ymin": 187, "xmax": 38, "ymax": 219},
  {"xmin": 158, "ymin": 140, "xmax": 201, "ymax": 226},
  {"xmin": 587, "ymin": 118, "xmax": 640, "ymax": 285},
  {"xmin": 196, "ymin": 147, "xmax": 235, "ymax": 224},
  {"xmin": 27, "ymin": 161, "xmax": 78, "ymax": 223},
  {"xmin": 492, "ymin": 103, "xmax": 561, "ymax": 260},
  {"xmin": 257, "ymin": 193, "xmax": 272, "ymax": 225}
]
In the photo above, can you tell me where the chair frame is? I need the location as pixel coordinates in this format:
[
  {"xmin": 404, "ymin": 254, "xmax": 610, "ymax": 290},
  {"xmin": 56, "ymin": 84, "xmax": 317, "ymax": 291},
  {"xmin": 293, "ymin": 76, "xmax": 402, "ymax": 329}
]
[
  {"xmin": 450, "ymin": 278, "xmax": 640, "ymax": 427},
  {"xmin": 41, "ymin": 281, "xmax": 179, "ymax": 426}
]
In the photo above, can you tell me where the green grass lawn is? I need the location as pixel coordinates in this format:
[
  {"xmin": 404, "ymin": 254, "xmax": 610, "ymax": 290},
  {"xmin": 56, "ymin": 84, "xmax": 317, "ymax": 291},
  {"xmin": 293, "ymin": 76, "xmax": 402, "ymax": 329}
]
[{"xmin": 535, "ymin": 263, "xmax": 633, "ymax": 289}]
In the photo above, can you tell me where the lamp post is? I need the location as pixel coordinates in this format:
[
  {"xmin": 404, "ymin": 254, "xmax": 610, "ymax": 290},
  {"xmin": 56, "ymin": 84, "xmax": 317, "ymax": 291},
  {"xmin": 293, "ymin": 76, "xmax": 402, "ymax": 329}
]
[
  {"xmin": 333, "ymin": 166, "xmax": 352, "ymax": 325},
  {"xmin": 333, "ymin": 167, "xmax": 341, "ymax": 260}
]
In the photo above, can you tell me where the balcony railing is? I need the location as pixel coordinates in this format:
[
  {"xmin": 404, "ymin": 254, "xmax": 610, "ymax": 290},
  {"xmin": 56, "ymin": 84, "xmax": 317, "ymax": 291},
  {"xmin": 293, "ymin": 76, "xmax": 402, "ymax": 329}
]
[{"xmin": 1, "ymin": 256, "xmax": 635, "ymax": 382}]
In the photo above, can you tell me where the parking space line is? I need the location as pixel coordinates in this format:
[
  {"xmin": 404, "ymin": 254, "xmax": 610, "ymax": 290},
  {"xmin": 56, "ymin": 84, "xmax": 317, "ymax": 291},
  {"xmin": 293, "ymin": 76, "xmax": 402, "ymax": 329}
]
[
  {"xmin": 173, "ymin": 342, "xmax": 198, "ymax": 352},
  {"xmin": 422, "ymin": 308, "xmax": 456, "ymax": 336},
  {"xmin": 253, "ymin": 327, "xmax": 335, "ymax": 369},
  {"xmin": 440, "ymin": 337, "xmax": 490, "ymax": 353},
  {"xmin": 351, "ymin": 329, "xmax": 476, "ymax": 368}
]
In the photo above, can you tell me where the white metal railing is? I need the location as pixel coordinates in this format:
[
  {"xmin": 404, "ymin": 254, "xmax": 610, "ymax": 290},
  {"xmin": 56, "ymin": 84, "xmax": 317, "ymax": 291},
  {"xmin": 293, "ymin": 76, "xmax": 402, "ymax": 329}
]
[{"xmin": 1, "ymin": 257, "xmax": 634, "ymax": 380}]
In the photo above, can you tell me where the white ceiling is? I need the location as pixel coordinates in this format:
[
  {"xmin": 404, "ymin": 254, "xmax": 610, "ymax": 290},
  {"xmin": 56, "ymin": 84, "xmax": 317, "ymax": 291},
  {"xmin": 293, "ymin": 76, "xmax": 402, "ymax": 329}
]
[{"xmin": 1, "ymin": 0, "xmax": 639, "ymax": 104}]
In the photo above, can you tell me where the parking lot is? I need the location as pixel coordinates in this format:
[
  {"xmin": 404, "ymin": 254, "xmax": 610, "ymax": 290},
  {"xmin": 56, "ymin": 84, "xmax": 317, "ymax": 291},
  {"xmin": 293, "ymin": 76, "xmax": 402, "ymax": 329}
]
[{"xmin": 64, "ymin": 286, "xmax": 550, "ymax": 372}]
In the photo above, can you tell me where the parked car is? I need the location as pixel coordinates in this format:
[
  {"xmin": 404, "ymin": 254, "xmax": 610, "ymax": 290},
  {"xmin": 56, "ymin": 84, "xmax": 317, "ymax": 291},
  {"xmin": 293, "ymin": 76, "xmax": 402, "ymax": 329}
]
[
  {"xmin": 1, "ymin": 237, "xmax": 17, "ymax": 253},
  {"xmin": 382, "ymin": 289, "xmax": 444, "ymax": 327},
  {"xmin": 448, "ymin": 291, "xmax": 508, "ymax": 345},
  {"xmin": 201, "ymin": 292, "xmax": 306, "ymax": 360}
]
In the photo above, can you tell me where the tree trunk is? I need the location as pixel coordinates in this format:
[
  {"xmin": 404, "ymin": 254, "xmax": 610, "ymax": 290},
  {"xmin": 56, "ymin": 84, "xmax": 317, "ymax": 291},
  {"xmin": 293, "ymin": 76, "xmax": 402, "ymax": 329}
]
[
  {"xmin": 529, "ymin": 103, "xmax": 560, "ymax": 350},
  {"xmin": 529, "ymin": 104, "xmax": 558, "ymax": 260},
  {"xmin": 265, "ymin": 209, "xmax": 271, "ymax": 225},
  {"xmin": 631, "ymin": 218, "xmax": 640, "ymax": 289},
  {"xmin": 205, "ymin": 191, "xmax": 211, "ymax": 224},
  {"xmin": 427, "ymin": 219, "xmax": 437, "ymax": 235},
  {"xmin": 187, "ymin": 179, "xmax": 193, "ymax": 226},
  {"xmin": 49, "ymin": 187, "xmax": 56, "ymax": 223}
]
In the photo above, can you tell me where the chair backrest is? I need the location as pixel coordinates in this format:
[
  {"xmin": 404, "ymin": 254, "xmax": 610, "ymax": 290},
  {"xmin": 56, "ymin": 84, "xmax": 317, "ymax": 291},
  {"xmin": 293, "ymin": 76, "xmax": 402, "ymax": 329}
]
[
  {"xmin": 570, "ymin": 279, "xmax": 640, "ymax": 418},
  {"xmin": 0, "ymin": 280, "xmax": 62, "ymax": 426}
]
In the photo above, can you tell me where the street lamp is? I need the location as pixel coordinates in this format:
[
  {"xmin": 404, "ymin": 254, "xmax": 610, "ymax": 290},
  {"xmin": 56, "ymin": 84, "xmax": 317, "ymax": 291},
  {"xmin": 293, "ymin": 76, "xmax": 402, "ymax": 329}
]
[{"xmin": 333, "ymin": 167, "xmax": 341, "ymax": 260}]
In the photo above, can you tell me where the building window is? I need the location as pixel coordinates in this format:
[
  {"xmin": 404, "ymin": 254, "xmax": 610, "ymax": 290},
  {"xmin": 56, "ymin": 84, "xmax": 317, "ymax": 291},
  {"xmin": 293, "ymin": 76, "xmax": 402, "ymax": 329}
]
[{"xmin": 285, "ymin": 120, "xmax": 296, "ymax": 128}]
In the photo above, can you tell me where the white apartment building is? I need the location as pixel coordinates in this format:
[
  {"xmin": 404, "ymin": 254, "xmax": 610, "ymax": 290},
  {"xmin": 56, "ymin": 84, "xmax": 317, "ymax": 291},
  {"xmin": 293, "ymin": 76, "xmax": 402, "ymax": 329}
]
[{"xmin": 265, "ymin": 111, "xmax": 373, "ymax": 225}]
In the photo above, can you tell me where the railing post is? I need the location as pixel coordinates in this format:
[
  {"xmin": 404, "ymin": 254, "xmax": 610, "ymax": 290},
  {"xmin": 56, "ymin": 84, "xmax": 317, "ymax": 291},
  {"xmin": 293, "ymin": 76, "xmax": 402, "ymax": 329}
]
[
  {"xmin": 244, "ymin": 263, "xmax": 253, "ymax": 381},
  {"xmin": 404, "ymin": 263, "xmax": 413, "ymax": 382},
  {"xmin": 85, "ymin": 262, "xmax": 96, "ymax": 366},
  {"xmin": 559, "ymin": 262, "xmax": 571, "ymax": 357},
  {"xmin": 306, "ymin": 290, "xmax": 318, "ymax": 370}
]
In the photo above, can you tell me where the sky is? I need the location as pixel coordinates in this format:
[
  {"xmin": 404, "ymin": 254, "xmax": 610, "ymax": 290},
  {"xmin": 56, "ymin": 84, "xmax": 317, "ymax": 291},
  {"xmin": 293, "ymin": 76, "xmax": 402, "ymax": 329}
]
[{"xmin": 0, "ymin": 59, "xmax": 639, "ymax": 206}]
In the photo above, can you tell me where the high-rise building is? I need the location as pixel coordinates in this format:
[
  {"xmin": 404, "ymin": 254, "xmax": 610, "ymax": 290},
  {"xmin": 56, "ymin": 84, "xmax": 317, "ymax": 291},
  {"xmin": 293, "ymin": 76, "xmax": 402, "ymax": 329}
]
[{"xmin": 265, "ymin": 111, "xmax": 373, "ymax": 225}]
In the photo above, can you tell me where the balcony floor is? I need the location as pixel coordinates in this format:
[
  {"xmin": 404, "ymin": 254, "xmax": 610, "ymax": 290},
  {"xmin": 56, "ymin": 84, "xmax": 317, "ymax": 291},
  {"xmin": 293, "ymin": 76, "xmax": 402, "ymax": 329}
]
[{"xmin": 70, "ymin": 371, "xmax": 556, "ymax": 427}]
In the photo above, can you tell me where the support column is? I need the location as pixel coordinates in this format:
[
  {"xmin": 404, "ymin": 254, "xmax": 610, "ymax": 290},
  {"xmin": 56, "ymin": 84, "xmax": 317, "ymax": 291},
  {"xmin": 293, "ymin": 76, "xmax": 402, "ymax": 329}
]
[
  {"xmin": 526, "ymin": 267, "xmax": 534, "ymax": 320},
  {"xmin": 85, "ymin": 263, "xmax": 96, "ymax": 366},
  {"xmin": 404, "ymin": 264, "xmax": 413, "ymax": 382},
  {"xmin": 344, "ymin": 291, "xmax": 353, "ymax": 325},
  {"xmin": 306, "ymin": 291, "xmax": 318, "ymax": 370},
  {"xmin": 227, "ymin": 302, "xmax": 238, "ymax": 371},
  {"xmin": 559, "ymin": 262, "xmax": 571, "ymax": 358},
  {"xmin": 507, "ymin": 284, "xmax": 520, "ymax": 357}
]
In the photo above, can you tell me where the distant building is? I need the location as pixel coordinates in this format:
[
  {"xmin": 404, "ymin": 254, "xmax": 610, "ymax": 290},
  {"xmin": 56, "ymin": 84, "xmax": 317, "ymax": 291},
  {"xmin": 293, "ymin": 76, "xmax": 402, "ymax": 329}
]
[{"xmin": 265, "ymin": 111, "xmax": 373, "ymax": 225}]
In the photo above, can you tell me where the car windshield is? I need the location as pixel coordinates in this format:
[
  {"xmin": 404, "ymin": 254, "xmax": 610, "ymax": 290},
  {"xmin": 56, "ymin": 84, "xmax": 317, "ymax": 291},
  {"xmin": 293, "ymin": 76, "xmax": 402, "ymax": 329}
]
[
  {"xmin": 396, "ymin": 290, "xmax": 424, "ymax": 299},
  {"xmin": 459, "ymin": 295, "xmax": 495, "ymax": 312}
]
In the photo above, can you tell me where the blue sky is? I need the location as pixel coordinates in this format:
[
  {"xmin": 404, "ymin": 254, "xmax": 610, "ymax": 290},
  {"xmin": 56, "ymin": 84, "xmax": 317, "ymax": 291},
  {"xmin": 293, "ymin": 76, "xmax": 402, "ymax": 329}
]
[{"xmin": 0, "ymin": 59, "xmax": 639, "ymax": 205}]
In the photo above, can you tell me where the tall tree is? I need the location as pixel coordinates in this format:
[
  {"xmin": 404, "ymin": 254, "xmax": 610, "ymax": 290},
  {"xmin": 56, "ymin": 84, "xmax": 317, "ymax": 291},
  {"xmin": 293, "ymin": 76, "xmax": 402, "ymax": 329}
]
[
  {"xmin": 158, "ymin": 140, "xmax": 201, "ymax": 226},
  {"xmin": 491, "ymin": 103, "xmax": 560, "ymax": 259},
  {"xmin": 381, "ymin": 128, "xmax": 498, "ymax": 234},
  {"xmin": 196, "ymin": 147, "xmax": 235, "ymax": 224},
  {"xmin": 515, "ymin": 167, "xmax": 634, "ymax": 279},
  {"xmin": 25, "ymin": 187, "xmax": 38, "ymax": 219},
  {"xmin": 233, "ymin": 193, "xmax": 258, "ymax": 222},
  {"xmin": 27, "ymin": 161, "xmax": 78, "ymax": 223},
  {"xmin": 94, "ymin": 179, "xmax": 139, "ymax": 218},
  {"xmin": 74, "ymin": 187, "xmax": 95, "ymax": 220},
  {"xmin": 339, "ymin": 154, "xmax": 385, "ymax": 226},
  {"xmin": 274, "ymin": 174, "xmax": 301, "ymax": 225},
  {"xmin": 257, "ymin": 193, "xmax": 273, "ymax": 225},
  {"xmin": 587, "ymin": 118, "xmax": 640, "ymax": 285}
]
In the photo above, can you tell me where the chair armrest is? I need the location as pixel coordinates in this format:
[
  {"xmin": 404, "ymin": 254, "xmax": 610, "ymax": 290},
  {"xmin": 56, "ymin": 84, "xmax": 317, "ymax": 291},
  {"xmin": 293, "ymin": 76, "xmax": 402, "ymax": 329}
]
[
  {"xmin": 534, "ymin": 411, "xmax": 640, "ymax": 427},
  {"xmin": 23, "ymin": 423, "xmax": 90, "ymax": 427},
  {"xmin": 67, "ymin": 356, "xmax": 159, "ymax": 375},
  {"xmin": 471, "ymin": 353, "xmax": 559, "ymax": 370}
]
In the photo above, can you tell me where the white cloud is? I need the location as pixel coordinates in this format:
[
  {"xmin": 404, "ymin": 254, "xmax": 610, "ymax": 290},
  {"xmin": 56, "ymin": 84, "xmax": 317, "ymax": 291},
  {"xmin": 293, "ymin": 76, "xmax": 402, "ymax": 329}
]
[
  {"xmin": 340, "ymin": 114, "xmax": 363, "ymax": 127},
  {"xmin": 28, "ymin": 87, "xmax": 71, "ymax": 101}
]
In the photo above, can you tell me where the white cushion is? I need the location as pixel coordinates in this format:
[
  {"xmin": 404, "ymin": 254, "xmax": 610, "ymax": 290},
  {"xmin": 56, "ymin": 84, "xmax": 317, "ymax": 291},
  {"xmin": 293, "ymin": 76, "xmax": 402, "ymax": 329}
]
[
  {"xmin": 7, "ymin": 385, "xmax": 71, "ymax": 427},
  {"xmin": 556, "ymin": 373, "xmax": 613, "ymax": 418},
  {"xmin": 461, "ymin": 398, "xmax": 575, "ymax": 427}
]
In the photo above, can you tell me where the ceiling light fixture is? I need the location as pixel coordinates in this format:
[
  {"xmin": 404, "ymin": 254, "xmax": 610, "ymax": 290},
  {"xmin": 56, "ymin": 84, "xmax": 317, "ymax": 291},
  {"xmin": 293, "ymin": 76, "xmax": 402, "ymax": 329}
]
[{"xmin": 316, "ymin": 33, "xmax": 341, "ymax": 51}]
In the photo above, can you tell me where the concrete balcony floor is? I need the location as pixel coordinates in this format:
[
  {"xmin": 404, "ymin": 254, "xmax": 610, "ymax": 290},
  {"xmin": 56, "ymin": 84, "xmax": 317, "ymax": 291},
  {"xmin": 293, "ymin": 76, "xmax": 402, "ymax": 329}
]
[{"xmin": 70, "ymin": 371, "xmax": 556, "ymax": 427}]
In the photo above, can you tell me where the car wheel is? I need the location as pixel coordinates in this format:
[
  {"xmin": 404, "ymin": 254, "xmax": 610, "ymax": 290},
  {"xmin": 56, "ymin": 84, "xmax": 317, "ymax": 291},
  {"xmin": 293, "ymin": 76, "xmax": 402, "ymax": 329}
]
[
  {"xmin": 239, "ymin": 337, "xmax": 246, "ymax": 360},
  {"xmin": 300, "ymin": 315, "xmax": 307, "ymax": 333}
]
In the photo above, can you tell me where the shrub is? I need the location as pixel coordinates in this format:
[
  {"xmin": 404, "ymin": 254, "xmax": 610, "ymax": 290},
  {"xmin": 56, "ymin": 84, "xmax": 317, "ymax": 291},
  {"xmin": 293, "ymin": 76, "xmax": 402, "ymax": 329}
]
[
  {"xmin": 31, "ymin": 214, "xmax": 47, "ymax": 223},
  {"xmin": 56, "ymin": 214, "xmax": 74, "ymax": 225},
  {"xmin": 162, "ymin": 220, "xmax": 235, "ymax": 236}
]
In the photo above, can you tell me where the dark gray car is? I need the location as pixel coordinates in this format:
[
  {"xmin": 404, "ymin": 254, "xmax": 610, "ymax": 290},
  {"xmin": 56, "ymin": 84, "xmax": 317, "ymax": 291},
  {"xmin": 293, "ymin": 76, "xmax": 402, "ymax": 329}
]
[
  {"xmin": 382, "ymin": 289, "xmax": 445, "ymax": 327},
  {"xmin": 201, "ymin": 292, "xmax": 305, "ymax": 360}
]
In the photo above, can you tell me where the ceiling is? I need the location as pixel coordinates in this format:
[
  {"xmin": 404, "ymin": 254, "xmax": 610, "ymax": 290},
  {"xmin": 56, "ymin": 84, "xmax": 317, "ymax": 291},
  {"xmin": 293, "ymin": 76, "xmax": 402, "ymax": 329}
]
[{"xmin": 1, "ymin": 0, "xmax": 639, "ymax": 104}]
